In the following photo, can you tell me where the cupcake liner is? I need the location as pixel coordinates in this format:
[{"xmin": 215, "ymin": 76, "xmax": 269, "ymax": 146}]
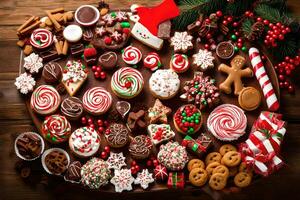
[
  {"xmin": 14, "ymin": 132, "xmax": 45, "ymax": 161},
  {"xmin": 41, "ymin": 148, "xmax": 70, "ymax": 176}
]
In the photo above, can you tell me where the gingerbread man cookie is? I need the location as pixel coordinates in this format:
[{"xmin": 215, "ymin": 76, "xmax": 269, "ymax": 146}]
[{"xmin": 218, "ymin": 55, "xmax": 253, "ymax": 95}]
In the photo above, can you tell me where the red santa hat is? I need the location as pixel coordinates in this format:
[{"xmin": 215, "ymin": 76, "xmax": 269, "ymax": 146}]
[{"xmin": 130, "ymin": 0, "xmax": 180, "ymax": 50}]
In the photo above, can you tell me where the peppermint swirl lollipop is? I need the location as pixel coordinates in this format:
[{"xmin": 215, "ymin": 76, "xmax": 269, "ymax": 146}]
[
  {"xmin": 170, "ymin": 54, "xmax": 190, "ymax": 73},
  {"xmin": 143, "ymin": 52, "xmax": 162, "ymax": 71},
  {"xmin": 82, "ymin": 87, "xmax": 112, "ymax": 115},
  {"xmin": 207, "ymin": 104, "xmax": 247, "ymax": 141},
  {"xmin": 69, "ymin": 127, "xmax": 100, "ymax": 158},
  {"xmin": 122, "ymin": 46, "xmax": 142, "ymax": 65},
  {"xmin": 111, "ymin": 67, "xmax": 144, "ymax": 99},
  {"xmin": 30, "ymin": 28, "xmax": 54, "ymax": 49},
  {"xmin": 41, "ymin": 114, "xmax": 71, "ymax": 144},
  {"xmin": 30, "ymin": 85, "xmax": 61, "ymax": 115}
]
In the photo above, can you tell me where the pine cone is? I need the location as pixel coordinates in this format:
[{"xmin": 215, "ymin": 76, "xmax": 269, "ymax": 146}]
[{"xmin": 245, "ymin": 21, "xmax": 265, "ymax": 41}]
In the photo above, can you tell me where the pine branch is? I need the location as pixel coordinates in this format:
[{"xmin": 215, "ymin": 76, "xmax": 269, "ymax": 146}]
[
  {"xmin": 242, "ymin": 19, "xmax": 254, "ymax": 36},
  {"xmin": 225, "ymin": 0, "xmax": 253, "ymax": 16},
  {"xmin": 254, "ymin": 4, "xmax": 293, "ymax": 25},
  {"xmin": 173, "ymin": 0, "xmax": 206, "ymax": 30},
  {"xmin": 271, "ymin": 35, "xmax": 298, "ymax": 60}
]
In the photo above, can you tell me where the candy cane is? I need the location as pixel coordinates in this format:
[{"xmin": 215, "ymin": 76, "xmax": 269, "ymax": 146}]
[{"xmin": 249, "ymin": 48, "xmax": 279, "ymax": 111}]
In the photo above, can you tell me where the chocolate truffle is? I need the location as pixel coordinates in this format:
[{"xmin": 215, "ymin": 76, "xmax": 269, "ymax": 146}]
[
  {"xmin": 105, "ymin": 123, "xmax": 129, "ymax": 148},
  {"xmin": 98, "ymin": 51, "xmax": 118, "ymax": 70},
  {"xmin": 42, "ymin": 62, "xmax": 62, "ymax": 84},
  {"xmin": 129, "ymin": 135, "xmax": 153, "ymax": 160}
]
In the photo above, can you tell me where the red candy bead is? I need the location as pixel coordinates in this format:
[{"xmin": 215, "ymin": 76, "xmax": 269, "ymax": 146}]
[
  {"xmin": 81, "ymin": 117, "xmax": 87, "ymax": 124},
  {"xmin": 97, "ymin": 119, "xmax": 103, "ymax": 126},
  {"xmin": 131, "ymin": 160, "xmax": 137, "ymax": 166},
  {"xmin": 125, "ymin": 81, "xmax": 132, "ymax": 88},
  {"xmin": 153, "ymin": 159, "xmax": 159, "ymax": 167},
  {"xmin": 104, "ymin": 37, "xmax": 112, "ymax": 45},
  {"xmin": 146, "ymin": 160, "xmax": 153, "ymax": 167},
  {"xmin": 101, "ymin": 151, "xmax": 107, "ymax": 159},
  {"xmin": 104, "ymin": 146, "xmax": 110, "ymax": 153},
  {"xmin": 135, "ymin": 165, "xmax": 140, "ymax": 172},
  {"xmin": 88, "ymin": 118, "xmax": 93, "ymax": 124},
  {"xmin": 92, "ymin": 66, "xmax": 97, "ymax": 72},
  {"xmin": 96, "ymin": 66, "xmax": 102, "ymax": 72},
  {"xmin": 98, "ymin": 126, "xmax": 104, "ymax": 133}
]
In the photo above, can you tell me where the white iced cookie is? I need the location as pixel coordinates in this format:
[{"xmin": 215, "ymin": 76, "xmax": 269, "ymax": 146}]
[
  {"xmin": 149, "ymin": 69, "xmax": 180, "ymax": 99},
  {"xmin": 63, "ymin": 25, "xmax": 83, "ymax": 42}
]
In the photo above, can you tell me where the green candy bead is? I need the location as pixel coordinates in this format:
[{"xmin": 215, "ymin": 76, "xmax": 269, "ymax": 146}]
[
  {"xmin": 182, "ymin": 112, "xmax": 186, "ymax": 117},
  {"xmin": 195, "ymin": 119, "xmax": 199, "ymax": 124},
  {"xmin": 121, "ymin": 22, "xmax": 130, "ymax": 28},
  {"xmin": 111, "ymin": 12, "xmax": 116, "ymax": 17},
  {"xmin": 194, "ymin": 85, "xmax": 199, "ymax": 89},
  {"xmin": 231, "ymin": 34, "xmax": 237, "ymax": 41},
  {"xmin": 242, "ymin": 46, "xmax": 247, "ymax": 52},
  {"xmin": 189, "ymin": 128, "xmax": 194, "ymax": 132},
  {"xmin": 182, "ymin": 120, "xmax": 186, "ymax": 123},
  {"xmin": 234, "ymin": 46, "xmax": 239, "ymax": 52},
  {"xmin": 47, "ymin": 133, "xmax": 51, "ymax": 139},
  {"xmin": 52, "ymin": 137, "xmax": 57, "ymax": 142}
]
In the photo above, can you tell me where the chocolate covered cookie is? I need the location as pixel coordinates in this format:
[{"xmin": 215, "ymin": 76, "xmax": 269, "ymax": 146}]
[
  {"xmin": 129, "ymin": 135, "xmax": 152, "ymax": 160},
  {"xmin": 98, "ymin": 51, "xmax": 118, "ymax": 70},
  {"xmin": 61, "ymin": 97, "xmax": 83, "ymax": 120},
  {"xmin": 42, "ymin": 62, "xmax": 62, "ymax": 84},
  {"xmin": 105, "ymin": 123, "xmax": 129, "ymax": 148}
]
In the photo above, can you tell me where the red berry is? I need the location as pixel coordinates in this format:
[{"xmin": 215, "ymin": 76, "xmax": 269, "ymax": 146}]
[
  {"xmin": 105, "ymin": 129, "xmax": 110, "ymax": 135},
  {"xmin": 135, "ymin": 165, "xmax": 140, "ymax": 172},
  {"xmin": 288, "ymin": 85, "xmax": 295, "ymax": 94},
  {"xmin": 204, "ymin": 44, "xmax": 210, "ymax": 49},
  {"xmin": 96, "ymin": 66, "xmax": 102, "ymax": 72},
  {"xmin": 263, "ymin": 19, "xmax": 270, "ymax": 25},
  {"xmin": 222, "ymin": 20, "xmax": 228, "ymax": 25},
  {"xmin": 104, "ymin": 120, "xmax": 109, "ymax": 127},
  {"xmin": 92, "ymin": 66, "xmax": 97, "ymax": 72},
  {"xmin": 205, "ymin": 18, "xmax": 211, "ymax": 24},
  {"xmin": 146, "ymin": 160, "xmax": 153, "ymax": 167},
  {"xmin": 131, "ymin": 160, "xmax": 137, "ymax": 166},
  {"xmin": 100, "ymin": 71, "xmax": 106, "ymax": 79},
  {"xmin": 227, "ymin": 16, "xmax": 233, "ymax": 22},
  {"xmin": 245, "ymin": 11, "xmax": 250, "ymax": 16},
  {"xmin": 256, "ymin": 17, "xmax": 263, "ymax": 22},
  {"xmin": 97, "ymin": 119, "xmax": 103, "ymax": 126},
  {"xmin": 285, "ymin": 27, "xmax": 291, "ymax": 33},
  {"xmin": 94, "ymin": 71, "xmax": 100, "ymax": 78},
  {"xmin": 98, "ymin": 126, "xmax": 104, "ymax": 133},
  {"xmin": 278, "ymin": 34, "xmax": 284, "ymax": 40},
  {"xmin": 249, "ymin": 12, "xmax": 254, "ymax": 17},
  {"xmin": 237, "ymin": 42, "xmax": 243, "ymax": 48},
  {"xmin": 88, "ymin": 118, "xmax": 93, "ymax": 124},
  {"xmin": 216, "ymin": 11, "xmax": 223, "ymax": 17},
  {"xmin": 81, "ymin": 117, "xmax": 87, "ymax": 124},
  {"xmin": 279, "ymin": 74, "xmax": 285, "ymax": 81},
  {"xmin": 269, "ymin": 23, "xmax": 274, "ymax": 28},
  {"xmin": 284, "ymin": 81, "xmax": 290, "ymax": 88},
  {"xmin": 232, "ymin": 22, "xmax": 239, "ymax": 27},
  {"xmin": 104, "ymin": 146, "xmax": 110, "ymax": 153},
  {"xmin": 89, "ymin": 124, "xmax": 95, "ymax": 129},
  {"xmin": 153, "ymin": 159, "xmax": 159, "ymax": 167},
  {"xmin": 101, "ymin": 151, "xmax": 107, "ymax": 159},
  {"xmin": 131, "ymin": 166, "xmax": 137, "ymax": 174},
  {"xmin": 206, "ymin": 33, "xmax": 212, "ymax": 39},
  {"xmin": 276, "ymin": 22, "xmax": 282, "ymax": 27}
]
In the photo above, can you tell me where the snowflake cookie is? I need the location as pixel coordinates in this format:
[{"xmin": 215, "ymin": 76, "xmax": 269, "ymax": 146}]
[
  {"xmin": 170, "ymin": 31, "xmax": 193, "ymax": 53},
  {"xmin": 192, "ymin": 49, "xmax": 215, "ymax": 71},
  {"xmin": 134, "ymin": 169, "xmax": 154, "ymax": 189},
  {"xmin": 23, "ymin": 53, "xmax": 43, "ymax": 73},
  {"xmin": 110, "ymin": 169, "xmax": 135, "ymax": 193},
  {"xmin": 107, "ymin": 152, "xmax": 127, "ymax": 170},
  {"xmin": 15, "ymin": 73, "xmax": 36, "ymax": 94}
]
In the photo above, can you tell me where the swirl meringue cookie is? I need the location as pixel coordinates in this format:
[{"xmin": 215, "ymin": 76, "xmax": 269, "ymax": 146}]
[
  {"xmin": 207, "ymin": 104, "xmax": 247, "ymax": 141},
  {"xmin": 69, "ymin": 127, "xmax": 100, "ymax": 158},
  {"xmin": 82, "ymin": 87, "xmax": 112, "ymax": 115},
  {"xmin": 30, "ymin": 85, "xmax": 61, "ymax": 115},
  {"xmin": 149, "ymin": 69, "xmax": 180, "ymax": 99},
  {"xmin": 111, "ymin": 67, "xmax": 144, "ymax": 99}
]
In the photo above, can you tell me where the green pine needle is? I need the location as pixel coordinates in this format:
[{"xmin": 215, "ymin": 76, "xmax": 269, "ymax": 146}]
[
  {"xmin": 225, "ymin": 0, "xmax": 253, "ymax": 16},
  {"xmin": 271, "ymin": 36, "xmax": 298, "ymax": 60},
  {"xmin": 241, "ymin": 19, "xmax": 254, "ymax": 36}
]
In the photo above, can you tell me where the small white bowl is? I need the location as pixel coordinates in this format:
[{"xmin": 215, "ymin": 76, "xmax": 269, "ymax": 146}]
[
  {"xmin": 75, "ymin": 5, "xmax": 100, "ymax": 26},
  {"xmin": 14, "ymin": 132, "xmax": 45, "ymax": 161},
  {"xmin": 41, "ymin": 148, "xmax": 70, "ymax": 176}
]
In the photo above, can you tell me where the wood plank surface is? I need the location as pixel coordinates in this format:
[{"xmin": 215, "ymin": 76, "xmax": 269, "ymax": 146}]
[{"xmin": 0, "ymin": 0, "xmax": 300, "ymax": 200}]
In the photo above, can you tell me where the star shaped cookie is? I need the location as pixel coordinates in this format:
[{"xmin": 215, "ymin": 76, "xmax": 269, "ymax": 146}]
[{"xmin": 148, "ymin": 99, "xmax": 171, "ymax": 124}]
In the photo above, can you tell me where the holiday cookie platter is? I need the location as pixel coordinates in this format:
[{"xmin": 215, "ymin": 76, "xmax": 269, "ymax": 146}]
[{"xmin": 13, "ymin": 0, "xmax": 287, "ymax": 197}]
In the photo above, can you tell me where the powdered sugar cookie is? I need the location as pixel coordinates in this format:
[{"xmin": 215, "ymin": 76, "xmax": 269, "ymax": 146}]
[{"xmin": 149, "ymin": 69, "xmax": 180, "ymax": 99}]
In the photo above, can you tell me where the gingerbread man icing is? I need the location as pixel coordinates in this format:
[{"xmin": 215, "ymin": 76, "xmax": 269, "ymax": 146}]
[{"xmin": 218, "ymin": 55, "xmax": 253, "ymax": 95}]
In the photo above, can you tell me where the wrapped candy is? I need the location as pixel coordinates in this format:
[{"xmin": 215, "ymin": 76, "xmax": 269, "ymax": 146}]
[
  {"xmin": 239, "ymin": 111, "xmax": 286, "ymax": 176},
  {"xmin": 181, "ymin": 133, "xmax": 212, "ymax": 157},
  {"xmin": 167, "ymin": 172, "xmax": 185, "ymax": 189}
]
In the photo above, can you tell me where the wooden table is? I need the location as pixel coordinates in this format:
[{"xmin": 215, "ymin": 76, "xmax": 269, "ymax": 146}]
[{"xmin": 1, "ymin": 1, "xmax": 300, "ymax": 199}]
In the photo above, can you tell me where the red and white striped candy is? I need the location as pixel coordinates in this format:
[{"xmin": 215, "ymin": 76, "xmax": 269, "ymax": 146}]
[
  {"xmin": 122, "ymin": 46, "xmax": 142, "ymax": 65},
  {"xmin": 143, "ymin": 52, "xmax": 161, "ymax": 71},
  {"xmin": 249, "ymin": 47, "xmax": 279, "ymax": 111}
]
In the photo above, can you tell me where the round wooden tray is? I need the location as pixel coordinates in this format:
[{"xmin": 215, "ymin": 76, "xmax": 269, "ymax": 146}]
[{"xmin": 21, "ymin": 31, "xmax": 280, "ymax": 196}]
